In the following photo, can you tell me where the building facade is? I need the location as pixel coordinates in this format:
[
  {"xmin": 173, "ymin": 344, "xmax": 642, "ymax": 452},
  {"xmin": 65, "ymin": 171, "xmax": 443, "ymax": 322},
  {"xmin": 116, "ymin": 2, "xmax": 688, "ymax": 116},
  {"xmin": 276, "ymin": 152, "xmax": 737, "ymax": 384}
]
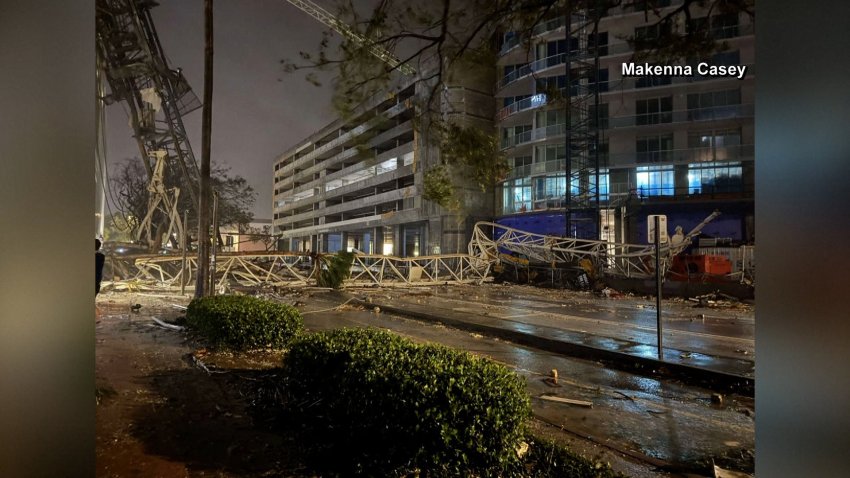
[
  {"xmin": 274, "ymin": 1, "xmax": 755, "ymax": 255},
  {"xmin": 272, "ymin": 70, "xmax": 495, "ymax": 256},
  {"xmin": 494, "ymin": 1, "xmax": 755, "ymax": 244}
]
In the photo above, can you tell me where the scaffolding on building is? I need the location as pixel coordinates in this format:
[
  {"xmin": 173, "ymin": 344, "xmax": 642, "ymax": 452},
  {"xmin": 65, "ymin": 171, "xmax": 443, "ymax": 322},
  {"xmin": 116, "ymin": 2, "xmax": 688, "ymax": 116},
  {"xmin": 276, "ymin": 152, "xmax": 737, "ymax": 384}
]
[{"xmin": 565, "ymin": 1, "xmax": 605, "ymax": 240}]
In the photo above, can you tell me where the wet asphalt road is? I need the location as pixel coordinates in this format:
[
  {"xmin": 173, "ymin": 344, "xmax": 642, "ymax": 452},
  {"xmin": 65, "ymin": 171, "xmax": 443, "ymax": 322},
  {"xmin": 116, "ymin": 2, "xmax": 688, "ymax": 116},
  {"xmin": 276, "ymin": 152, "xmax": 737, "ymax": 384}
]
[
  {"xmin": 353, "ymin": 284, "xmax": 755, "ymax": 376},
  {"xmin": 290, "ymin": 287, "xmax": 755, "ymax": 476}
]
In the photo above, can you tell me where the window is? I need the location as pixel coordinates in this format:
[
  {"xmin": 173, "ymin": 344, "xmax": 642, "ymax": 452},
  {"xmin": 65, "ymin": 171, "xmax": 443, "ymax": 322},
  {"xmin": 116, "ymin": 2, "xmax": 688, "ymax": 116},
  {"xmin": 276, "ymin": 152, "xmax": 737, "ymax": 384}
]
[
  {"xmin": 636, "ymin": 96, "xmax": 672, "ymax": 125},
  {"xmin": 688, "ymin": 162, "xmax": 743, "ymax": 194},
  {"xmin": 533, "ymin": 175, "xmax": 567, "ymax": 209},
  {"xmin": 691, "ymin": 50, "xmax": 741, "ymax": 81},
  {"xmin": 636, "ymin": 71, "xmax": 672, "ymax": 88},
  {"xmin": 592, "ymin": 169, "xmax": 610, "ymax": 201},
  {"xmin": 589, "ymin": 103, "xmax": 609, "ymax": 129},
  {"xmin": 634, "ymin": 22, "xmax": 671, "ymax": 45},
  {"xmin": 687, "ymin": 129, "xmax": 742, "ymax": 149},
  {"xmin": 503, "ymin": 63, "xmax": 527, "ymax": 78},
  {"xmin": 636, "ymin": 134, "xmax": 674, "ymax": 163},
  {"xmin": 536, "ymin": 109, "xmax": 565, "ymax": 127},
  {"xmin": 503, "ymin": 177, "xmax": 532, "ymax": 214},
  {"xmin": 590, "ymin": 68, "xmax": 609, "ymax": 93},
  {"xmin": 514, "ymin": 156, "xmax": 532, "ymax": 168},
  {"xmin": 536, "ymin": 75, "xmax": 567, "ymax": 95},
  {"xmin": 591, "ymin": 139, "xmax": 609, "ymax": 165},
  {"xmin": 504, "ymin": 94, "xmax": 530, "ymax": 107},
  {"xmin": 711, "ymin": 13, "xmax": 739, "ymax": 39},
  {"xmin": 688, "ymin": 129, "xmax": 742, "ymax": 161},
  {"xmin": 402, "ymin": 151, "xmax": 414, "ymax": 166},
  {"xmin": 713, "ymin": 50, "xmax": 740, "ymax": 66},
  {"xmin": 504, "ymin": 124, "xmax": 532, "ymax": 146},
  {"xmin": 589, "ymin": 31, "xmax": 608, "ymax": 56},
  {"xmin": 537, "ymin": 144, "xmax": 566, "ymax": 163},
  {"xmin": 687, "ymin": 89, "xmax": 741, "ymax": 120},
  {"xmin": 567, "ymin": 170, "xmax": 609, "ymax": 201},
  {"xmin": 636, "ymin": 165, "xmax": 675, "ymax": 196}
]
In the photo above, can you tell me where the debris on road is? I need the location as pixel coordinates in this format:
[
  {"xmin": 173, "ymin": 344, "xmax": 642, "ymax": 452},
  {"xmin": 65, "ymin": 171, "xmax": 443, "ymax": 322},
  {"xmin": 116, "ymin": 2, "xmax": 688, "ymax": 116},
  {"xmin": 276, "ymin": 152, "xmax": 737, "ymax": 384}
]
[
  {"xmin": 538, "ymin": 394, "xmax": 593, "ymax": 408},
  {"xmin": 151, "ymin": 316, "xmax": 184, "ymax": 331},
  {"xmin": 613, "ymin": 391, "xmax": 635, "ymax": 401},
  {"xmin": 714, "ymin": 462, "xmax": 753, "ymax": 477}
]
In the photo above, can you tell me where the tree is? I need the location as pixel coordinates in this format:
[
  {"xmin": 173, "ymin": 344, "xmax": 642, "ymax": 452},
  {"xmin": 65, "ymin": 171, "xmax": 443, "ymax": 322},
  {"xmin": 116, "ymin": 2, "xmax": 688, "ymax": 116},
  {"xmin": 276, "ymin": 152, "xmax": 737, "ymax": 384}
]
[
  {"xmin": 243, "ymin": 224, "xmax": 277, "ymax": 251},
  {"xmin": 283, "ymin": 0, "xmax": 754, "ymax": 207},
  {"xmin": 109, "ymin": 158, "xmax": 256, "ymax": 250}
]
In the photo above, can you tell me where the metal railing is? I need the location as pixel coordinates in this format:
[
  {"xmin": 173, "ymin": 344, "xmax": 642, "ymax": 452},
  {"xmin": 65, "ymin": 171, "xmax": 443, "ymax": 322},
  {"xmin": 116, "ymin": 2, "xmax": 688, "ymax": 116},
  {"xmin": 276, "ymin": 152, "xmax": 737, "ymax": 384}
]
[{"xmin": 501, "ymin": 123, "xmax": 567, "ymax": 149}]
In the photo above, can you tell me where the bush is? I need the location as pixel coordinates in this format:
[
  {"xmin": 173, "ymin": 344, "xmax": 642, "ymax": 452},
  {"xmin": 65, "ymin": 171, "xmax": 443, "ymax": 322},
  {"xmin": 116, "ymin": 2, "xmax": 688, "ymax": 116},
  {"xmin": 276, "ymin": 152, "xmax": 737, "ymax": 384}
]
[
  {"xmin": 281, "ymin": 327, "xmax": 531, "ymax": 476},
  {"xmin": 186, "ymin": 295, "xmax": 303, "ymax": 350},
  {"xmin": 315, "ymin": 251, "xmax": 354, "ymax": 289}
]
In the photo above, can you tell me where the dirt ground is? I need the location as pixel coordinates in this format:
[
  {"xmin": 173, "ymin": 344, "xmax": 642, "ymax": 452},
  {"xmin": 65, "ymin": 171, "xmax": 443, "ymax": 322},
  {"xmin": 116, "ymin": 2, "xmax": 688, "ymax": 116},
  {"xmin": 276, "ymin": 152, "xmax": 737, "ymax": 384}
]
[
  {"xmin": 96, "ymin": 292, "xmax": 311, "ymax": 477},
  {"xmin": 95, "ymin": 290, "xmax": 718, "ymax": 477}
]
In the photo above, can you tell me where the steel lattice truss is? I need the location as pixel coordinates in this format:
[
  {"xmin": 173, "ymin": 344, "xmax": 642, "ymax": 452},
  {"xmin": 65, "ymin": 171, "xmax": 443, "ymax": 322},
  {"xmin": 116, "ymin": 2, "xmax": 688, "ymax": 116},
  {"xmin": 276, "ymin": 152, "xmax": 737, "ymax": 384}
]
[
  {"xmin": 102, "ymin": 252, "xmax": 491, "ymax": 291},
  {"xmin": 468, "ymin": 212, "xmax": 720, "ymax": 279},
  {"xmin": 96, "ymin": 0, "xmax": 202, "ymax": 245}
]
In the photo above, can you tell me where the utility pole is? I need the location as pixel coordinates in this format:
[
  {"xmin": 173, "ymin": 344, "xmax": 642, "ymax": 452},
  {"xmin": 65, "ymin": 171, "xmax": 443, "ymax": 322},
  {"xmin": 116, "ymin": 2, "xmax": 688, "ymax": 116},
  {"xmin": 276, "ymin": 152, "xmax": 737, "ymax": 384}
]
[
  {"xmin": 195, "ymin": 0, "xmax": 214, "ymax": 298},
  {"xmin": 210, "ymin": 191, "xmax": 219, "ymax": 296},
  {"xmin": 181, "ymin": 209, "xmax": 188, "ymax": 295}
]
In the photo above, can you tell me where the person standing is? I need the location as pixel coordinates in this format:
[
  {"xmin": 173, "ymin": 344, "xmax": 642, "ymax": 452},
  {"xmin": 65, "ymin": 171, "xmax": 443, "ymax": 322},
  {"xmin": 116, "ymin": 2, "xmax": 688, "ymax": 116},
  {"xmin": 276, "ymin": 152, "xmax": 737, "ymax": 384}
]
[{"xmin": 96, "ymin": 239, "xmax": 105, "ymax": 295}]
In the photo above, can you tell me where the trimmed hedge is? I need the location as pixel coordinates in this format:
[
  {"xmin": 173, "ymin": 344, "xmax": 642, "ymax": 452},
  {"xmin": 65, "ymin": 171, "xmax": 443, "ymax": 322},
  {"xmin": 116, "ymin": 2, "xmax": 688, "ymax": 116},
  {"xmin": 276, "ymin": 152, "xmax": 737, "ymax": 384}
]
[
  {"xmin": 281, "ymin": 327, "xmax": 531, "ymax": 476},
  {"xmin": 185, "ymin": 295, "xmax": 303, "ymax": 350}
]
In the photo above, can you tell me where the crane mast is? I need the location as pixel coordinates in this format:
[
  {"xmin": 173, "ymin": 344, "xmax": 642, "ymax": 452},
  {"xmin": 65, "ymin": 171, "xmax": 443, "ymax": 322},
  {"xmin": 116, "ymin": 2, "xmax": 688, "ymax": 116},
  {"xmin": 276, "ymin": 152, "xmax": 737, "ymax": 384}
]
[
  {"xmin": 96, "ymin": 0, "xmax": 202, "ymax": 249},
  {"xmin": 96, "ymin": 0, "xmax": 412, "ymax": 249}
]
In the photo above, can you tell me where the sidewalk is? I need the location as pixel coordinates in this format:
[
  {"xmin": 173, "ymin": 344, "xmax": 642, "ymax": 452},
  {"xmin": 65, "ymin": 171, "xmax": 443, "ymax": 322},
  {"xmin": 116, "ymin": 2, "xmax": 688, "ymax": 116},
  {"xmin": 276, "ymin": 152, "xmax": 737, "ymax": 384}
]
[{"xmin": 346, "ymin": 285, "xmax": 754, "ymax": 396}]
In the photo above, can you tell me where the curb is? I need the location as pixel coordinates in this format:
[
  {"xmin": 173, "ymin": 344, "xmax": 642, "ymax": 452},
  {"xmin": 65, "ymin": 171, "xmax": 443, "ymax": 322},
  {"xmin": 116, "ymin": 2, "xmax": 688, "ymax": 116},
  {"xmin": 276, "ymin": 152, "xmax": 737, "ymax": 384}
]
[{"xmin": 349, "ymin": 296, "xmax": 754, "ymax": 397}]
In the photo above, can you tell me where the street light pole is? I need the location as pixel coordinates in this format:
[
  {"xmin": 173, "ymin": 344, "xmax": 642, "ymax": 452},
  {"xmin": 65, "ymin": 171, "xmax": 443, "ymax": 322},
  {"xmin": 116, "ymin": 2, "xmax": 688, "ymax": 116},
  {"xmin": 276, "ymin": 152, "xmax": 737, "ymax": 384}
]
[{"xmin": 655, "ymin": 215, "xmax": 663, "ymax": 361}]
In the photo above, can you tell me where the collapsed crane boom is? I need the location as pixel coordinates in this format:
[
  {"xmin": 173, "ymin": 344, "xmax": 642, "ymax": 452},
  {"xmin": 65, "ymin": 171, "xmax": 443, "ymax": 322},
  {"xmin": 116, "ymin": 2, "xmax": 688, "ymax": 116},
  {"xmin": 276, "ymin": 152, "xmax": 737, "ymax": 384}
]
[
  {"xmin": 285, "ymin": 0, "xmax": 416, "ymax": 76},
  {"xmin": 469, "ymin": 211, "xmax": 721, "ymax": 279}
]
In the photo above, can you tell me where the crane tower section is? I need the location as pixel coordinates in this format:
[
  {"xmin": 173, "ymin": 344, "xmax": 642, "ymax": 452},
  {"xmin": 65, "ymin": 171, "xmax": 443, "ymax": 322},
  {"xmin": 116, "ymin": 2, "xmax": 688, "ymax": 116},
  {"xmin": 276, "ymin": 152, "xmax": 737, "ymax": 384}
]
[{"xmin": 96, "ymin": 0, "xmax": 202, "ymax": 215}]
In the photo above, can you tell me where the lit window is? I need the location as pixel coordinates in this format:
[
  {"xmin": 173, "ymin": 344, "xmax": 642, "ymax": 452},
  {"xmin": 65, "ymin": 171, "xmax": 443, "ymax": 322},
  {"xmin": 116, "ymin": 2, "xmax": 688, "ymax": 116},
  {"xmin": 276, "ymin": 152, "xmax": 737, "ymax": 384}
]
[
  {"xmin": 687, "ymin": 162, "xmax": 743, "ymax": 194},
  {"xmin": 636, "ymin": 165, "xmax": 675, "ymax": 196}
]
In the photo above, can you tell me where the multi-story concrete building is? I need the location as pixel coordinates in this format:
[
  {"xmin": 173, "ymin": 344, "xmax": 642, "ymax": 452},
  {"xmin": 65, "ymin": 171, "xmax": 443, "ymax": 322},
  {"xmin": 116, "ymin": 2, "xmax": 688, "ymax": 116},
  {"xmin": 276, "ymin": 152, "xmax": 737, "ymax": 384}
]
[
  {"xmin": 272, "ymin": 69, "xmax": 495, "ymax": 256},
  {"xmin": 494, "ymin": 1, "xmax": 755, "ymax": 244},
  {"xmin": 274, "ymin": 1, "xmax": 754, "ymax": 255}
]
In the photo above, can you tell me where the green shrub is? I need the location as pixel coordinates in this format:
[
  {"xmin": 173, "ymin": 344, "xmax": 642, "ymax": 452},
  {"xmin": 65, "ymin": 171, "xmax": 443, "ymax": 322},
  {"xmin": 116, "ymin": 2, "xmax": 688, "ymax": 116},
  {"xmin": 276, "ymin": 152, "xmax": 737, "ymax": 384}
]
[
  {"xmin": 186, "ymin": 295, "xmax": 303, "ymax": 350},
  {"xmin": 315, "ymin": 251, "xmax": 354, "ymax": 289},
  {"xmin": 281, "ymin": 327, "xmax": 531, "ymax": 476}
]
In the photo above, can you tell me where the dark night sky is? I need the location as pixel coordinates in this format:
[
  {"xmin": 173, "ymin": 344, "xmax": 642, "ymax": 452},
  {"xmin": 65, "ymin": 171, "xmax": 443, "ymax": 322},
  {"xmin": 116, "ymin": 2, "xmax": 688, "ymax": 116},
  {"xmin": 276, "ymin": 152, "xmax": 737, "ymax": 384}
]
[{"xmin": 104, "ymin": 0, "xmax": 342, "ymax": 220}]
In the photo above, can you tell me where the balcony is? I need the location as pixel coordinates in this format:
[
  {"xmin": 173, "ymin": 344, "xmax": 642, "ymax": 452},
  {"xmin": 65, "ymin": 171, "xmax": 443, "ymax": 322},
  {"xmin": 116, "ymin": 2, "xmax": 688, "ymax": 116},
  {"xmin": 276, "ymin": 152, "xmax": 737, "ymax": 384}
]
[
  {"xmin": 499, "ymin": 17, "xmax": 566, "ymax": 56},
  {"xmin": 497, "ymin": 93, "xmax": 554, "ymax": 121},
  {"xmin": 608, "ymin": 144, "xmax": 754, "ymax": 167},
  {"xmin": 279, "ymin": 100, "xmax": 411, "ymax": 176},
  {"xmin": 608, "ymin": 103, "xmax": 754, "ymax": 129},
  {"xmin": 498, "ymin": 53, "xmax": 565, "ymax": 90},
  {"xmin": 501, "ymin": 123, "xmax": 567, "ymax": 150}
]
